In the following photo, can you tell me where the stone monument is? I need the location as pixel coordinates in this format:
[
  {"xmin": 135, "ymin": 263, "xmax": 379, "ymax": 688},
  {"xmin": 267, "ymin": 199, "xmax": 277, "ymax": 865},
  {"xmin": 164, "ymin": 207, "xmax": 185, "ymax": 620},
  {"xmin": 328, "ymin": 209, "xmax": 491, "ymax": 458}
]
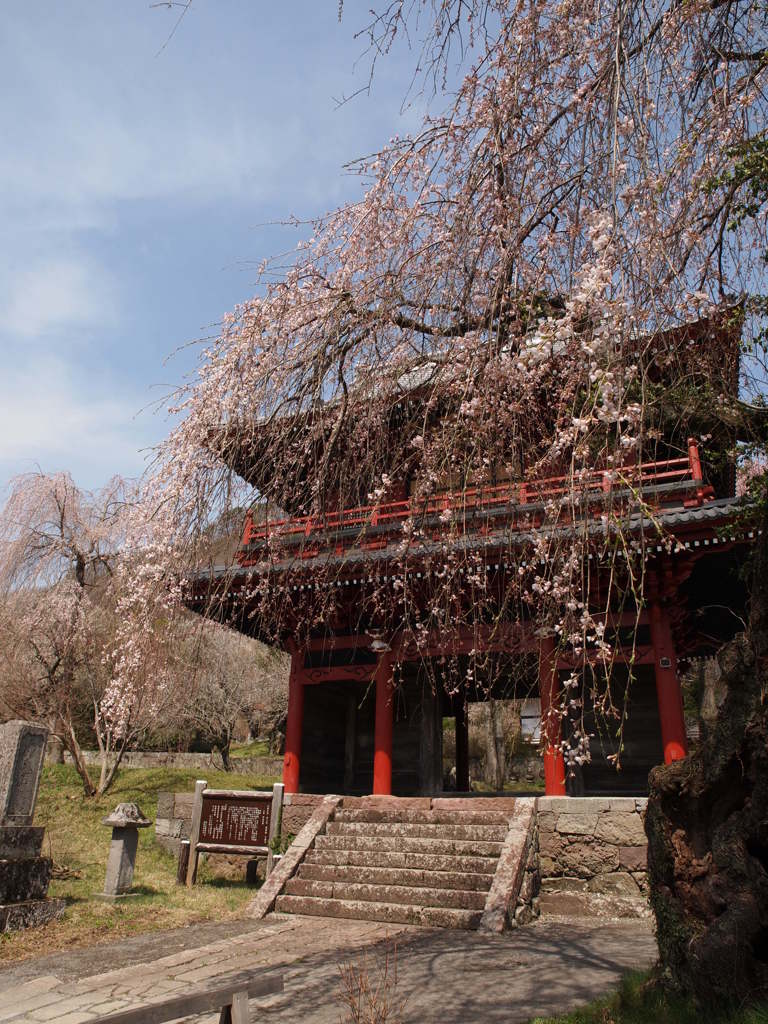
[
  {"xmin": 100, "ymin": 802, "xmax": 152, "ymax": 898},
  {"xmin": 0, "ymin": 720, "xmax": 66, "ymax": 932}
]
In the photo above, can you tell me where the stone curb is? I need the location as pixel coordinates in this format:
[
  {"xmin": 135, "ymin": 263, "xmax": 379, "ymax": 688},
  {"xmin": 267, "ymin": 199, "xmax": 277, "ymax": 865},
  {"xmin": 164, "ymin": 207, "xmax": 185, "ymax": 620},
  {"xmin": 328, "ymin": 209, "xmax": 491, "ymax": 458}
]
[
  {"xmin": 478, "ymin": 798, "xmax": 536, "ymax": 933},
  {"xmin": 247, "ymin": 795, "xmax": 341, "ymax": 920}
]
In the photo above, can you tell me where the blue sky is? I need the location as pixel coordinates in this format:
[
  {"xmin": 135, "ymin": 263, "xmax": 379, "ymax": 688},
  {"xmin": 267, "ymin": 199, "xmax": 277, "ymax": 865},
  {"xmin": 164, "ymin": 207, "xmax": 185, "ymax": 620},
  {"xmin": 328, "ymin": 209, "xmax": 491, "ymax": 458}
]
[{"xmin": 0, "ymin": 2, "xmax": 424, "ymax": 491}]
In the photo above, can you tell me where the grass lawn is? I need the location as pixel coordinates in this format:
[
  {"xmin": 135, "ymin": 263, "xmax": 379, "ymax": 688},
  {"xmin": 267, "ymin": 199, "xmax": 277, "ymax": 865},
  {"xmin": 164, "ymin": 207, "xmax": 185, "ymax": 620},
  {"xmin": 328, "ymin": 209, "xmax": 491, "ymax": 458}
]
[
  {"xmin": 230, "ymin": 738, "xmax": 272, "ymax": 759},
  {"xmin": 0, "ymin": 763, "xmax": 280, "ymax": 964},
  {"xmin": 529, "ymin": 971, "xmax": 768, "ymax": 1024}
]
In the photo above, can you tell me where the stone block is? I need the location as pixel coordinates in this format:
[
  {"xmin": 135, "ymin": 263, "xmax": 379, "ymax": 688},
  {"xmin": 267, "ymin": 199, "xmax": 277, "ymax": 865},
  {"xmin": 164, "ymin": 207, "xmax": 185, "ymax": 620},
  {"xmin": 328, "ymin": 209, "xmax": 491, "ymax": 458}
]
[
  {"xmin": 0, "ymin": 898, "xmax": 66, "ymax": 933},
  {"xmin": 538, "ymin": 855, "xmax": 557, "ymax": 875},
  {"xmin": 619, "ymin": 845, "xmax": 648, "ymax": 871},
  {"xmin": 559, "ymin": 840, "xmax": 619, "ymax": 877},
  {"xmin": 155, "ymin": 817, "xmax": 186, "ymax": 840},
  {"xmin": 555, "ymin": 814, "xmax": 598, "ymax": 836},
  {"xmin": 537, "ymin": 797, "xmax": 610, "ymax": 813},
  {"xmin": 594, "ymin": 813, "xmax": 647, "ymax": 846},
  {"xmin": 0, "ymin": 858, "xmax": 52, "ymax": 903},
  {"xmin": 155, "ymin": 792, "xmax": 175, "ymax": 819},
  {"xmin": 587, "ymin": 871, "xmax": 641, "ymax": 895},
  {"xmin": 0, "ymin": 826, "xmax": 44, "ymax": 860},
  {"xmin": 540, "ymin": 876, "xmax": 588, "ymax": 893},
  {"xmin": 281, "ymin": 805, "xmax": 316, "ymax": 836},
  {"xmin": 0, "ymin": 721, "xmax": 48, "ymax": 826},
  {"xmin": 537, "ymin": 831, "xmax": 565, "ymax": 858},
  {"xmin": 173, "ymin": 793, "xmax": 195, "ymax": 818},
  {"xmin": 287, "ymin": 794, "xmax": 325, "ymax": 806},
  {"xmin": 536, "ymin": 812, "xmax": 558, "ymax": 834},
  {"xmin": 605, "ymin": 798, "xmax": 642, "ymax": 812},
  {"xmin": 538, "ymin": 891, "xmax": 651, "ymax": 920}
]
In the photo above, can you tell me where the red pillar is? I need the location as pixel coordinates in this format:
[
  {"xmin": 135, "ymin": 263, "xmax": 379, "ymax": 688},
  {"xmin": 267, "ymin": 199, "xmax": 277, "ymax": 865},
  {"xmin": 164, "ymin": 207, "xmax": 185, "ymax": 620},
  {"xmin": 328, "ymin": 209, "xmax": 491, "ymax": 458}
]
[
  {"xmin": 283, "ymin": 650, "xmax": 304, "ymax": 794},
  {"xmin": 455, "ymin": 699, "xmax": 470, "ymax": 793},
  {"xmin": 373, "ymin": 653, "xmax": 394, "ymax": 795},
  {"xmin": 539, "ymin": 635, "xmax": 566, "ymax": 796},
  {"xmin": 648, "ymin": 600, "xmax": 688, "ymax": 763}
]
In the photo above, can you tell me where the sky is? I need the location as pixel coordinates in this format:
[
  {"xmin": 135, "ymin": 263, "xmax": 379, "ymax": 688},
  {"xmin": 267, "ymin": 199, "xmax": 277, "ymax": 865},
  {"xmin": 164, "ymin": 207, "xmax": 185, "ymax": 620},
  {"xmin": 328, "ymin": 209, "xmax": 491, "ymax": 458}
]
[{"xmin": 0, "ymin": 1, "xmax": 425, "ymax": 492}]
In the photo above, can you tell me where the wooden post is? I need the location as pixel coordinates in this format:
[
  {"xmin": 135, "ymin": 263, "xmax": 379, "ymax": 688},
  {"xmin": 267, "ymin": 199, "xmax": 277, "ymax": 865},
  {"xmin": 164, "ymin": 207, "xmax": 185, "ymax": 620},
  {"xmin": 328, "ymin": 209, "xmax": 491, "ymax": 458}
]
[
  {"xmin": 185, "ymin": 779, "xmax": 207, "ymax": 887},
  {"xmin": 455, "ymin": 699, "xmax": 470, "ymax": 792},
  {"xmin": 176, "ymin": 840, "xmax": 190, "ymax": 885},
  {"xmin": 688, "ymin": 436, "xmax": 704, "ymax": 504},
  {"xmin": 373, "ymin": 652, "xmax": 394, "ymax": 795},
  {"xmin": 649, "ymin": 599, "xmax": 688, "ymax": 763},
  {"xmin": 539, "ymin": 637, "xmax": 566, "ymax": 796},
  {"xmin": 283, "ymin": 650, "xmax": 304, "ymax": 794},
  {"xmin": 265, "ymin": 782, "xmax": 284, "ymax": 876}
]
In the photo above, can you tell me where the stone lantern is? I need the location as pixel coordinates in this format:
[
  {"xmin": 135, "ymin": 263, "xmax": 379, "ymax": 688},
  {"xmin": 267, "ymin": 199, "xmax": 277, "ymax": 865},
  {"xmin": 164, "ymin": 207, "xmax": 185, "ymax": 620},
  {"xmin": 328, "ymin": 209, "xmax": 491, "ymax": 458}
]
[{"xmin": 100, "ymin": 802, "xmax": 152, "ymax": 899}]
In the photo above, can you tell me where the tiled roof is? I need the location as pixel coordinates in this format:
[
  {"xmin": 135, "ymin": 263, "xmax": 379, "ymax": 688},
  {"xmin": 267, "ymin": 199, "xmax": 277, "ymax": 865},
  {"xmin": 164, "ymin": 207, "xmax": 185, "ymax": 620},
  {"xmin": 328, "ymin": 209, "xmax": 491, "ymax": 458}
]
[{"xmin": 199, "ymin": 496, "xmax": 749, "ymax": 583}]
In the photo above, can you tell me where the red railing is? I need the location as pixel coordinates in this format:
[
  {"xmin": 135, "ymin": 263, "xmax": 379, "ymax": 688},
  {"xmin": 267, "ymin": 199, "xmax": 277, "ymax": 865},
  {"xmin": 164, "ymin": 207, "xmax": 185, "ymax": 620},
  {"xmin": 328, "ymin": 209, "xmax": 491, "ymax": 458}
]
[{"xmin": 240, "ymin": 438, "xmax": 713, "ymax": 553}]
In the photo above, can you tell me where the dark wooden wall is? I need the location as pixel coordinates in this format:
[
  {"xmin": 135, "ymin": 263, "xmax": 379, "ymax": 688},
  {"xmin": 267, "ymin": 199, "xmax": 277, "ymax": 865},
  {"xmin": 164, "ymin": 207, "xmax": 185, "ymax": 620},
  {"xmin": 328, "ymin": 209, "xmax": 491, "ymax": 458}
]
[
  {"xmin": 579, "ymin": 666, "xmax": 664, "ymax": 796},
  {"xmin": 299, "ymin": 674, "xmax": 444, "ymax": 796}
]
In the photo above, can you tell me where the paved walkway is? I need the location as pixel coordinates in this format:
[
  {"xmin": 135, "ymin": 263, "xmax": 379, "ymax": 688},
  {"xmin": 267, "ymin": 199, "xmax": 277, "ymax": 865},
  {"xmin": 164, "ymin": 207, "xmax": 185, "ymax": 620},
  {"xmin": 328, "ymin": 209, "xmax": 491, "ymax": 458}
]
[{"xmin": 0, "ymin": 915, "xmax": 657, "ymax": 1024}]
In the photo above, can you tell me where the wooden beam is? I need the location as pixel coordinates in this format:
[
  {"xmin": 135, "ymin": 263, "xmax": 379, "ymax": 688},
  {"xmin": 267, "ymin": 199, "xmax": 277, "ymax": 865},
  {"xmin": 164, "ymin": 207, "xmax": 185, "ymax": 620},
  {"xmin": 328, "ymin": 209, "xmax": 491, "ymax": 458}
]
[
  {"xmin": 89, "ymin": 972, "xmax": 283, "ymax": 1024},
  {"xmin": 185, "ymin": 779, "xmax": 207, "ymax": 887}
]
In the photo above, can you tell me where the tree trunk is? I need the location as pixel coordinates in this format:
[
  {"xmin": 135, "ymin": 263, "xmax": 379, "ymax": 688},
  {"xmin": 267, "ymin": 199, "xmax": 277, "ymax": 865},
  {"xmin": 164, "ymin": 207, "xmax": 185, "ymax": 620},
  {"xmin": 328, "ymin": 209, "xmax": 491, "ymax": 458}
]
[
  {"xmin": 219, "ymin": 734, "xmax": 232, "ymax": 772},
  {"xmin": 483, "ymin": 701, "xmax": 506, "ymax": 790},
  {"xmin": 64, "ymin": 720, "xmax": 96, "ymax": 797},
  {"xmin": 646, "ymin": 525, "xmax": 768, "ymax": 1007},
  {"xmin": 96, "ymin": 740, "xmax": 129, "ymax": 797}
]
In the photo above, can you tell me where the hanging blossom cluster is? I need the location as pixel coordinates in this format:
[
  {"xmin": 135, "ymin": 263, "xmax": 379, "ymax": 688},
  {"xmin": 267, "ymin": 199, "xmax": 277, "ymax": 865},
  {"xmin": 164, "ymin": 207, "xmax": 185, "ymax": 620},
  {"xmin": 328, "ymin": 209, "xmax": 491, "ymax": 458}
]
[
  {"xmin": 144, "ymin": 0, "xmax": 765, "ymax": 761},
  {"xmin": 0, "ymin": 472, "xmax": 190, "ymax": 742}
]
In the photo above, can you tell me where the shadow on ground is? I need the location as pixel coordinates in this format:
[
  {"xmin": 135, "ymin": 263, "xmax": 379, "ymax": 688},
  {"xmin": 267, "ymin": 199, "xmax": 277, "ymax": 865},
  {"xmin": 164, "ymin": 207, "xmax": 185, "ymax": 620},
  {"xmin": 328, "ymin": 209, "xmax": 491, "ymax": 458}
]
[{"xmin": 252, "ymin": 919, "xmax": 657, "ymax": 1024}]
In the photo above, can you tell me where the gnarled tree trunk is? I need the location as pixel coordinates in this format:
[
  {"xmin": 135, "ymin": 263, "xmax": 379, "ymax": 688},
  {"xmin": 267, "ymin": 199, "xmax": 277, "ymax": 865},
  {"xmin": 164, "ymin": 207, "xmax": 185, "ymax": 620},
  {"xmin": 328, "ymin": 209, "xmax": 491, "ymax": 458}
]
[{"xmin": 646, "ymin": 525, "xmax": 768, "ymax": 1007}]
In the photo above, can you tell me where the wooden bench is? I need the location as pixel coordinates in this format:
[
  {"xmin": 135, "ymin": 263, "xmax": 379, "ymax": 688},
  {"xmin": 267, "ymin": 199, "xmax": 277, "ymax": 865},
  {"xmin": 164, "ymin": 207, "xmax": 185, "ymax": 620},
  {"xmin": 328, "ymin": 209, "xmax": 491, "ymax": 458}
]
[{"xmin": 90, "ymin": 970, "xmax": 283, "ymax": 1024}]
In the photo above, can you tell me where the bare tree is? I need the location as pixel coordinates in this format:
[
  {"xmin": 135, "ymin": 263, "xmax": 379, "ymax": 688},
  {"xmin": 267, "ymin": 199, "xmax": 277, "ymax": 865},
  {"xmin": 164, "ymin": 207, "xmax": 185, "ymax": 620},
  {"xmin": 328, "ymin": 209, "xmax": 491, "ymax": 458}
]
[
  {"xmin": 0, "ymin": 473, "xmax": 175, "ymax": 796},
  {"xmin": 175, "ymin": 624, "xmax": 288, "ymax": 769}
]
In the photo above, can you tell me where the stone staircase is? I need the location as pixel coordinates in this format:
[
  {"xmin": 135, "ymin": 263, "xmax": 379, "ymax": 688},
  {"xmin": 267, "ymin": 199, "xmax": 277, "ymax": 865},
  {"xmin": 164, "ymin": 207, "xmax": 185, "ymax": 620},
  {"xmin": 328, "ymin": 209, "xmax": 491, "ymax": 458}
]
[{"xmin": 274, "ymin": 804, "xmax": 513, "ymax": 929}]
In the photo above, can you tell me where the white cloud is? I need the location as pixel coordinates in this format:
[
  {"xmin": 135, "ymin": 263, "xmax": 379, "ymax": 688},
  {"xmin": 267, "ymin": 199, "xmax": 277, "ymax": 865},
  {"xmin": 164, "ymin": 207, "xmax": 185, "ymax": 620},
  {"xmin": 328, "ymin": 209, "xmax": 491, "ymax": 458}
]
[
  {"xmin": 0, "ymin": 356, "xmax": 159, "ymax": 488},
  {"xmin": 2, "ymin": 258, "xmax": 117, "ymax": 339}
]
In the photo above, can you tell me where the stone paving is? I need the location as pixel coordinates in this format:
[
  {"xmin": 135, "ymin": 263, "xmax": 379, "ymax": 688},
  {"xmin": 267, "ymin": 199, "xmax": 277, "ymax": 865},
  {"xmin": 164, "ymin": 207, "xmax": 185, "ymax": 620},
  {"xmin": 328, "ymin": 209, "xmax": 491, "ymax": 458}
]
[{"xmin": 0, "ymin": 914, "xmax": 657, "ymax": 1023}]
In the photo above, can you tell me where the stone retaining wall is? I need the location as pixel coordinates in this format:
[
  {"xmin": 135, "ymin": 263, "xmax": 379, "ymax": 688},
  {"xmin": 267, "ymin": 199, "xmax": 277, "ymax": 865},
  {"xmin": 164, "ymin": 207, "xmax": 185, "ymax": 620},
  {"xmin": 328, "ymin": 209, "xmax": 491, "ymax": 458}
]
[
  {"xmin": 281, "ymin": 794, "xmax": 326, "ymax": 839},
  {"xmin": 155, "ymin": 792, "xmax": 195, "ymax": 854},
  {"xmin": 57, "ymin": 748, "xmax": 283, "ymax": 777},
  {"xmin": 536, "ymin": 796, "xmax": 648, "ymax": 900}
]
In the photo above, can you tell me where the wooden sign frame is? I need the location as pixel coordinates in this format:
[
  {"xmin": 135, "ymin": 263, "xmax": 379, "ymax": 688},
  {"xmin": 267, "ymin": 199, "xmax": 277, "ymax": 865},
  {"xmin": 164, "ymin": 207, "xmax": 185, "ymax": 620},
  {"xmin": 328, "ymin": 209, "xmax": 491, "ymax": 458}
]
[{"xmin": 186, "ymin": 781, "xmax": 284, "ymax": 887}]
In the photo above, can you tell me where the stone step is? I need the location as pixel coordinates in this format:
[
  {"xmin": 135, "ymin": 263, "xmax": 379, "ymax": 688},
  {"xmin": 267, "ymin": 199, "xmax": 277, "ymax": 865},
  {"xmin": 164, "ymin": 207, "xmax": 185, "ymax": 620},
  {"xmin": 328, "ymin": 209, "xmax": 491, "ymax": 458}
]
[
  {"xmin": 304, "ymin": 848, "xmax": 499, "ymax": 874},
  {"xmin": 274, "ymin": 894, "xmax": 482, "ymax": 929},
  {"xmin": 0, "ymin": 858, "xmax": 52, "ymax": 904},
  {"xmin": 537, "ymin": 892, "xmax": 651, "ymax": 920},
  {"xmin": 314, "ymin": 833, "xmax": 503, "ymax": 857},
  {"xmin": 326, "ymin": 820, "xmax": 508, "ymax": 842},
  {"xmin": 298, "ymin": 862, "xmax": 494, "ymax": 891},
  {"xmin": 334, "ymin": 808, "xmax": 512, "ymax": 827},
  {"xmin": 285, "ymin": 877, "xmax": 487, "ymax": 910},
  {"xmin": 0, "ymin": 898, "xmax": 66, "ymax": 933}
]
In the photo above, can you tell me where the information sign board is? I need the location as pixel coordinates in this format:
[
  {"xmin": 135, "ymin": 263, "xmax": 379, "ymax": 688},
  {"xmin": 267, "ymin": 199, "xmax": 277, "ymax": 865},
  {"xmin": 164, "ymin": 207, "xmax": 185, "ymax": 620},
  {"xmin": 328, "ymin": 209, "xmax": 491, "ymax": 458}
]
[
  {"xmin": 199, "ymin": 793, "xmax": 271, "ymax": 849},
  {"xmin": 185, "ymin": 782, "xmax": 284, "ymax": 887}
]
